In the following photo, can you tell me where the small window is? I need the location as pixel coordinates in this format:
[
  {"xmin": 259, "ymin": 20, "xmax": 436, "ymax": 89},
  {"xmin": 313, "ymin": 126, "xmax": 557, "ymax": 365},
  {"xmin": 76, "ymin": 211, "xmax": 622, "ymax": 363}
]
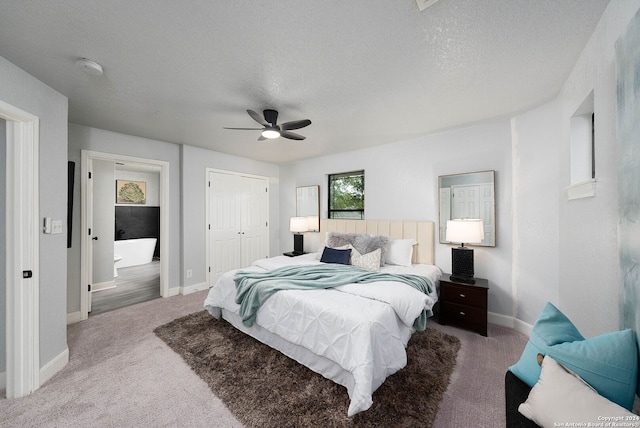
[
  {"xmin": 567, "ymin": 91, "xmax": 596, "ymax": 200},
  {"xmin": 328, "ymin": 170, "xmax": 365, "ymax": 219},
  {"xmin": 570, "ymin": 92, "xmax": 595, "ymax": 184}
]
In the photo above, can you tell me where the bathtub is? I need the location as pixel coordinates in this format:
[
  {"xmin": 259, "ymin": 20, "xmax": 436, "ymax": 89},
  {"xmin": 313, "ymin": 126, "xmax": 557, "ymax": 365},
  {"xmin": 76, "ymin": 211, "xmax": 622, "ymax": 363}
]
[{"xmin": 114, "ymin": 238, "xmax": 157, "ymax": 269}]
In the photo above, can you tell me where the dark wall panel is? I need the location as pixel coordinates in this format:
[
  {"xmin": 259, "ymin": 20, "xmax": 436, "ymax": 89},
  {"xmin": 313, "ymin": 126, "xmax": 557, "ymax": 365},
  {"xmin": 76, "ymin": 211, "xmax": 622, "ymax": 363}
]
[{"xmin": 115, "ymin": 206, "xmax": 160, "ymax": 258}]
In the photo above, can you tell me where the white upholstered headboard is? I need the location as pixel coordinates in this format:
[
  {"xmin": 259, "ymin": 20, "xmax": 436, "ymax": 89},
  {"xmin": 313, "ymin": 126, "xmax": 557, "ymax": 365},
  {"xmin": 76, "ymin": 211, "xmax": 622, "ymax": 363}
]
[{"xmin": 319, "ymin": 219, "xmax": 435, "ymax": 265}]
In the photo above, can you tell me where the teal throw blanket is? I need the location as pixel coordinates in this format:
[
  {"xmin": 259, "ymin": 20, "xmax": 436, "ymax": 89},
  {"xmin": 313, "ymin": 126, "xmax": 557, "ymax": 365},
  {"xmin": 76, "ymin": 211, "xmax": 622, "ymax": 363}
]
[{"xmin": 234, "ymin": 263, "xmax": 434, "ymax": 329}]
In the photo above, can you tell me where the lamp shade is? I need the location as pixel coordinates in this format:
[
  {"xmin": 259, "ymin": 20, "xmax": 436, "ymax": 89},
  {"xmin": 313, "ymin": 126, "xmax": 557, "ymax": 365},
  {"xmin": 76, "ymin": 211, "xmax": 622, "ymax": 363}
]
[
  {"xmin": 290, "ymin": 216, "xmax": 309, "ymax": 233},
  {"xmin": 306, "ymin": 215, "xmax": 319, "ymax": 231},
  {"xmin": 446, "ymin": 219, "xmax": 484, "ymax": 244}
]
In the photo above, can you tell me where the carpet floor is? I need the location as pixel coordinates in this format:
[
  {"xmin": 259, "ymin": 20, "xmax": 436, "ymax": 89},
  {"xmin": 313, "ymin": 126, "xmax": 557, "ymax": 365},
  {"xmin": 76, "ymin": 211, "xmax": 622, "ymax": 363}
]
[
  {"xmin": 154, "ymin": 310, "xmax": 461, "ymax": 428},
  {"xmin": 0, "ymin": 289, "xmax": 529, "ymax": 427}
]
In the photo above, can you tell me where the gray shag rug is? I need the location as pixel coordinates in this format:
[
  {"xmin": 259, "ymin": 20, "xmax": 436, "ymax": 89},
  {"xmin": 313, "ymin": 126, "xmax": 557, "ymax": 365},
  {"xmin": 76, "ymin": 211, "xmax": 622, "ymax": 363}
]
[{"xmin": 154, "ymin": 310, "xmax": 460, "ymax": 428}]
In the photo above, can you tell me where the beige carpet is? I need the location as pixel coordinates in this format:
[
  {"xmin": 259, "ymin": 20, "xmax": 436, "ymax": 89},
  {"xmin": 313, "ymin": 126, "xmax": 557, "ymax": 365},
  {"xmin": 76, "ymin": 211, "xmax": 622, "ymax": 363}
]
[
  {"xmin": 154, "ymin": 310, "xmax": 460, "ymax": 427},
  {"xmin": 0, "ymin": 290, "xmax": 528, "ymax": 427}
]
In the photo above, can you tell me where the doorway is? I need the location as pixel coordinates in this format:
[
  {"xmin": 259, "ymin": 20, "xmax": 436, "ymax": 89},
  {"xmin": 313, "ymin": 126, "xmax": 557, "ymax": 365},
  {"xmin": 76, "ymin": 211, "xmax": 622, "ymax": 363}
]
[
  {"xmin": 80, "ymin": 151, "xmax": 169, "ymax": 320},
  {"xmin": 1, "ymin": 100, "xmax": 40, "ymax": 398}
]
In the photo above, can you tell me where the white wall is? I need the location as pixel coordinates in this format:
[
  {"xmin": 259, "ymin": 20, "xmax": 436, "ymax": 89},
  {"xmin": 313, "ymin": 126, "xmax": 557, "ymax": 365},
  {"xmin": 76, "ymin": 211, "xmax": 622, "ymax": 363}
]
[
  {"xmin": 67, "ymin": 124, "xmax": 181, "ymax": 313},
  {"xmin": 280, "ymin": 2, "xmax": 640, "ymax": 336},
  {"xmin": 0, "ymin": 55, "xmax": 69, "ymax": 371},
  {"xmin": 181, "ymin": 144, "xmax": 280, "ymax": 289},
  {"xmin": 555, "ymin": 0, "xmax": 640, "ymax": 337},
  {"xmin": 510, "ymin": 100, "xmax": 562, "ymax": 324},
  {"xmin": 0, "ymin": 118, "xmax": 5, "ymax": 372},
  {"xmin": 280, "ymin": 119, "xmax": 513, "ymax": 317}
]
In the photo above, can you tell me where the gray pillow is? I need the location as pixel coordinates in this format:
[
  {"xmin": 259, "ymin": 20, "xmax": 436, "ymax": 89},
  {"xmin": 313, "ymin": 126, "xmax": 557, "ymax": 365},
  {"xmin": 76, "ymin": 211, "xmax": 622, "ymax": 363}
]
[{"xmin": 326, "ymin": 232, "xmax": 389, "ymax": 266}]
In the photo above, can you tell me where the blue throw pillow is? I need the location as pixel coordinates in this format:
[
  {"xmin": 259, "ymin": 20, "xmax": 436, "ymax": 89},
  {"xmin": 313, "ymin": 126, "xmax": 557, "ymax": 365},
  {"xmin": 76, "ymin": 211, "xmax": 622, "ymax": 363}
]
[
  {"xmin": 509, "ymin": 302, "xmax": 638, "ymax": 410},
  {"xmin": 320, "ymin": 247, "xmax": 351, "ymax": 265}
]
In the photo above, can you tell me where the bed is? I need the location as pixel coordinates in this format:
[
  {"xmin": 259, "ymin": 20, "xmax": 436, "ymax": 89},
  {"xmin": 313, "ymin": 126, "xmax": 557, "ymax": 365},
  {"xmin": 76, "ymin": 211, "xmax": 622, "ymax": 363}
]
[{"xmin": 204, "ymin": 219, "xmax": 441, "ymax": 416}]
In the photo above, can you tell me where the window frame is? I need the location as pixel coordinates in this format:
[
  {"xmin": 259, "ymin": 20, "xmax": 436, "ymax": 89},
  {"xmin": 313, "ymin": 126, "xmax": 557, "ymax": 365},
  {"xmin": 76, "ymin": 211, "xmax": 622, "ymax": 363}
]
[{"xmin": 328, "ymin": 170, "xmax": 365, "ymax": 219}]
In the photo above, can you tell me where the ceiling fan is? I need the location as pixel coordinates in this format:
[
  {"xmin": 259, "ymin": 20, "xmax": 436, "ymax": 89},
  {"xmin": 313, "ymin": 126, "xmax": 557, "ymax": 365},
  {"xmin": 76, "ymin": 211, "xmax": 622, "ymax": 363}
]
[{"xmin": 224, "ymin": 109, "xmax": 311, "ymax": 141}]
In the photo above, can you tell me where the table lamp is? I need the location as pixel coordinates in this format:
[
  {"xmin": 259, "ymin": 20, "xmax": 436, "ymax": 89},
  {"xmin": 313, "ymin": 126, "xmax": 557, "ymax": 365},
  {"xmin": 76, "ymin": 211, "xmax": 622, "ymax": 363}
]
[
  {"xmin": 290, "ymin": 216, "xmax": 309, "ymax": 255},
  {"xmin": 446, "ymin": 219, "xmax": 484, "ymax": 284}
]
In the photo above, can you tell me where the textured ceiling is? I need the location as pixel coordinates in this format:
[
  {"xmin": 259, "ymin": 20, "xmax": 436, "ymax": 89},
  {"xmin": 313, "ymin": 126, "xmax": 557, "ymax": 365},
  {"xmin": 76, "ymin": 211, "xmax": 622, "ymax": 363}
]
[{"xmin": 0, "ymin": 0, "xmax": 609, "ymax": 164}]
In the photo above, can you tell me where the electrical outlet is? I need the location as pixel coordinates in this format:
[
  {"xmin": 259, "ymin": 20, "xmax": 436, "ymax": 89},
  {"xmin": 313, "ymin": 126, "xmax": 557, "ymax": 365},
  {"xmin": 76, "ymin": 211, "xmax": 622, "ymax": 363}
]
[{"xmin": 186, "ymin": 269, "xmax": 193, "ymax": 278}]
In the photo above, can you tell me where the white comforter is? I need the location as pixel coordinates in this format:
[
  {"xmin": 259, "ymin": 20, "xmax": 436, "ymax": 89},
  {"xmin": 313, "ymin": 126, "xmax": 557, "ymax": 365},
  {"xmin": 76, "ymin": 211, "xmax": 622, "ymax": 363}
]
[{"xmin": 203, "ymin": 254, "xmax": 441, "ymax": 416}]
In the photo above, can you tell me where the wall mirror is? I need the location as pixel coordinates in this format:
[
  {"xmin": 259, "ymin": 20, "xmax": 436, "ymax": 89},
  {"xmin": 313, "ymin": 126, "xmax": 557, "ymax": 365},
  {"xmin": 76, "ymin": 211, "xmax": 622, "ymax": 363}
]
[
  {"xmin": 296, "ymin": 185, "xmax": 320, "ymax": 232},
  {"xmin": 438, "ymin": 170, "xmax": 496, "ymax": 247}
]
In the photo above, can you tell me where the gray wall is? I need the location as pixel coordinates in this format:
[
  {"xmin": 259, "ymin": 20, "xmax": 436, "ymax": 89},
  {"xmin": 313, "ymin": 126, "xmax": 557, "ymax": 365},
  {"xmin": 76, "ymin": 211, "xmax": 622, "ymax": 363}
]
[
  {"xmin": 1, "ymin": 118, "xmax": 6, "ymax": 372},
  {"xmin": 181, "ymin": 144, "xmax": 280, "ymax": 289},
  {"xmin": 67, "ymin": 124, "xmax": 181, "ymax": 314},
  {"xmin": 0, "ymin": 54, "xmax": 69, "ymax": 370}
]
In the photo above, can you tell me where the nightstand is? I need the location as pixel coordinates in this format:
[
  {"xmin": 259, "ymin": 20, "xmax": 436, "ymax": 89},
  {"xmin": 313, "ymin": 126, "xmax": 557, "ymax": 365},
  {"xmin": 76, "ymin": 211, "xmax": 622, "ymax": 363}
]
[{"xmin": 439, "ymin": 273, "xmax": 489, "ymax": 336}]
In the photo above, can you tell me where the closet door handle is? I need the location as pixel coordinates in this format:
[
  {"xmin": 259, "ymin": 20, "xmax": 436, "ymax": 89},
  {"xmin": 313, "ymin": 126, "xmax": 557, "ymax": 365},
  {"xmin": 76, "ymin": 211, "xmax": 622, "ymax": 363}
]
[{"xmin": 92, "ymin": 236, "xmax": 99, "ymax": 241}]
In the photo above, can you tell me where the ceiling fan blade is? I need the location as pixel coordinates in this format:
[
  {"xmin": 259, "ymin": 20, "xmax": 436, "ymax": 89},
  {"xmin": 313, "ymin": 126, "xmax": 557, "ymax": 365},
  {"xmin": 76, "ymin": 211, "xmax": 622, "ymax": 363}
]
[
  {"xmin": 281, "ymin": 130, "xmax": 306, "ymax": 141},
  {"xmin": 263, "ymin": 109, "xmax": 279, "ymax": 126},
  {"xmin": 281, "ymin": 119, "xmax": 311, "ymax": 131},
  {"xmin": 247, "ymin": 109, "xmax": 268, "ymax": 126},
  {"xmin": 223, "ymin": 127, "xmax": 264, "ymax": 130}
]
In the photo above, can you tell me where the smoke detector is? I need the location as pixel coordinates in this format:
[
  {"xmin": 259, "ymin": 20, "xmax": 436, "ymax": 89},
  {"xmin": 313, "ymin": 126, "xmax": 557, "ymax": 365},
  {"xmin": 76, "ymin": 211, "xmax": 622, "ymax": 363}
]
[
  {"xmin": 416, "ymin": 0, "xmax": 441, "ymax": 12},
  {"xmin": 76, "ymin": 58, "xmax": 103, "ymax": 75}
]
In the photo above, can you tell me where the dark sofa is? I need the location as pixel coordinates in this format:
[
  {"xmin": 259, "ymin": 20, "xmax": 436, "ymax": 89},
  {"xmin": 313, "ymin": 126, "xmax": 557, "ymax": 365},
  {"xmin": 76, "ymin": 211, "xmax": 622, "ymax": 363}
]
[{"xmin": 505, "ymin": 370, "xmax": 539, "ymax": 427}]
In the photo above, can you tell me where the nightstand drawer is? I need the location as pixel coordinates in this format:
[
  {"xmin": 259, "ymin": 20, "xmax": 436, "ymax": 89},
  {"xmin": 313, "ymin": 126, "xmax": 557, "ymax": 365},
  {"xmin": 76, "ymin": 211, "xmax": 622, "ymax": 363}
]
[
  {"xmin": 441, "ymin": 283, "xmax": 486, "ymax": 308},
  {"xmin": 440, "ymin": 302, "xmax": 485, "ymax": 326}
]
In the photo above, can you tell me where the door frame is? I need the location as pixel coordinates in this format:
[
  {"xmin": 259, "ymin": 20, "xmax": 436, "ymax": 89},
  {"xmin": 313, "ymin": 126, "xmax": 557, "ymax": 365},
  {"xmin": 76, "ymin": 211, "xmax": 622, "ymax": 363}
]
[
  {"xmin": 1, "ymin": 100, "xmax": 40, "ymax": 397},
  {"xmin": 205, "ymin": 168, "xmax": 269, "ymax": 287},
  {"xmin": 80, "ymin": 150, "xmax": 170, "ymax": 319}
]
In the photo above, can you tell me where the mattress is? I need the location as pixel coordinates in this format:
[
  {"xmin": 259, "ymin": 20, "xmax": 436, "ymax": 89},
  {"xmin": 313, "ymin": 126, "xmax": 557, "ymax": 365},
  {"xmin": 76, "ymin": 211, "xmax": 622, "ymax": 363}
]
[{"xmin": 204, "ymin": 254, "xmax": 441, "ymax": 416}]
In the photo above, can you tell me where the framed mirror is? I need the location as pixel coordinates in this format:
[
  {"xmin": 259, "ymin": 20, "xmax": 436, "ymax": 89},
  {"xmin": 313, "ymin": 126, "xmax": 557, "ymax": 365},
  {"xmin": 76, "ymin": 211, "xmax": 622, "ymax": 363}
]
[
  {"xmin": 438, "ymin": 170, "xmax": 495, "ymax": 247},
  {"xmin": 296, "ymin": 185, "xmax": 320, "ymax": 232}
]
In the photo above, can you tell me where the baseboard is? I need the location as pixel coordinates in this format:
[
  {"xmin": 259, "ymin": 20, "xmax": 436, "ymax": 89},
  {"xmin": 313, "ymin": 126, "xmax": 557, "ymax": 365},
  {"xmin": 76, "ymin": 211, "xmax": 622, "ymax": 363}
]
[
  {"xmin": 40, "ymin": 347, "xmax": 69, "ymax": 386},
  {"xmin": 91, "ymin": 280, "xmax": 116, "ymax": 292},
  {"xmin": 167, "ymin": 287, "xmax": 181, "ymax": 297},
  {"xmin": 181, "ymin": 281, "xmax": 208, "ymax": 295},
  {"xmin": 0, "ymin": 347, "xmax": 68, "ymax": 392},
  {"xmin": 513, "ymin": 317, "xmax": 533, "ymax": 337},
  {"xmin": 67, "ymin": 311, "xmax": 82, "ymax": 325},
  {"xmin": 488, "ymin": 311, "xmax": 532, "ymax": 337}
]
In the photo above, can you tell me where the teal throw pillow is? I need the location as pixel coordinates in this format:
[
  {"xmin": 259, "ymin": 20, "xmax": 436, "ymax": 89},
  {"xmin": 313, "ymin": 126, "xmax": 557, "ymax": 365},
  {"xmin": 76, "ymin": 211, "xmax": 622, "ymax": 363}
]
[{"xmin": 509, "ymin": 302, "xmax": 638, "ymax": 410}]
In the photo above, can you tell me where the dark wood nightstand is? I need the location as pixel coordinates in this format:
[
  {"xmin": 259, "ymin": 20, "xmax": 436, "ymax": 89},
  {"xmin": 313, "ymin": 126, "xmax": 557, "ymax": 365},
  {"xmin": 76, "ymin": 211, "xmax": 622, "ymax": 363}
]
[{"xmin": 439, "ymin": 273, "xmax": 489, "ymax": 336}]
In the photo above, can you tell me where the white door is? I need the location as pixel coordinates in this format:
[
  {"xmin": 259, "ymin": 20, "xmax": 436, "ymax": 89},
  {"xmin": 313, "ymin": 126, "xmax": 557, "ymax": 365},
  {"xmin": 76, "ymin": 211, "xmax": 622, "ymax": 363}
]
[
  {"xmin": 239, "ymin": 176, "xmax": 269, "ymax": 267},
  {"xmin": 451, "ymin": 183, "xmax": 494, "ymax": 245},
  {"xmin": 439, "ymin": 187, "xmax": 451, "ymax": 241},
  {"xmin": 208, "ymin": 171, "xmax": 269, "ymax": 285},
  {"xmin": 451, "ymin": 185, "xmax": 481, "ymax": 219},
  {"xmin": 87, "ymin": 159, "xmax": 115, "ymax": 312}
]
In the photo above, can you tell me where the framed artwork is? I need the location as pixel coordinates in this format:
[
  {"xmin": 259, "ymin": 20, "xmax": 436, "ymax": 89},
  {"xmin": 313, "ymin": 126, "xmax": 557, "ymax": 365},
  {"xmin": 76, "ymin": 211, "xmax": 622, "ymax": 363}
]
[{"xmin": 116, "ymin": 180, "xmax": 146, "ymax": 204}]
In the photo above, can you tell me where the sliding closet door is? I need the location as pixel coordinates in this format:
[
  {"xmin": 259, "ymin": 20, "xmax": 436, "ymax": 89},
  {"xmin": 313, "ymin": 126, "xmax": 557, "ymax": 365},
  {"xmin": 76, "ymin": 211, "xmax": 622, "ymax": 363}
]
[{"xmin": 209, "ymin": 171, "xmax": 269, "ymax": 284}]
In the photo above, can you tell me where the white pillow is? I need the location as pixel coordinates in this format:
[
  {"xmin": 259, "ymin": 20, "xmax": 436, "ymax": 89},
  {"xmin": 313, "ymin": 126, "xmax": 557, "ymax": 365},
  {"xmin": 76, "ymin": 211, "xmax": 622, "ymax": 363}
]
[
  {"xmin": 385, "ymin": 239, "xmax": 416, "ymax": 267},
  {"xmin": 518, "ymin": 356, "xmax": 637, "ymax": 428},
  {"xmin": 350, "ymin": 247, "xmax": 381, "ymax": 272}
]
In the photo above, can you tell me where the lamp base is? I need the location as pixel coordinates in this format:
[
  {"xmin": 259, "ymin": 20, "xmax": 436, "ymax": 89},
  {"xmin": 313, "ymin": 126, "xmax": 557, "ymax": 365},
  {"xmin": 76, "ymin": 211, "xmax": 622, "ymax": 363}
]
[
  {"xmin": 451, "ymin": 246, "xmax": 475, "ymax": 284},
  {"xmin": 449, "ymin": 274, "xmax": 476, "ymax": 284},
  {"xmin": 293, "ymin": 233, "xmax": 304, "ymax": 254}
]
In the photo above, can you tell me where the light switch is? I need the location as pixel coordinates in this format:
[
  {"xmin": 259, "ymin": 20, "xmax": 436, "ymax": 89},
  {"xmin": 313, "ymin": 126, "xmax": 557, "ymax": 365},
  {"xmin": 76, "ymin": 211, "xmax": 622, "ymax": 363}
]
[{"xmin": 51, "ymin": 220, "xmax": 63, "ymax": 234}]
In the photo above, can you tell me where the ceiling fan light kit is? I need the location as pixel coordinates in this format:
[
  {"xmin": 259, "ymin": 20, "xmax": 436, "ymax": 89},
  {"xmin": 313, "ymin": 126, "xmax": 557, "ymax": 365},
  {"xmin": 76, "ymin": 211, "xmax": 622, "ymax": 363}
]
[
  {"xmin": 224, "ymin": 109, "xmax": 311, "ymax": 141},
  {"xmin": 261, "ymin": 128, "xmax": 281, "ymax": 139}
]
